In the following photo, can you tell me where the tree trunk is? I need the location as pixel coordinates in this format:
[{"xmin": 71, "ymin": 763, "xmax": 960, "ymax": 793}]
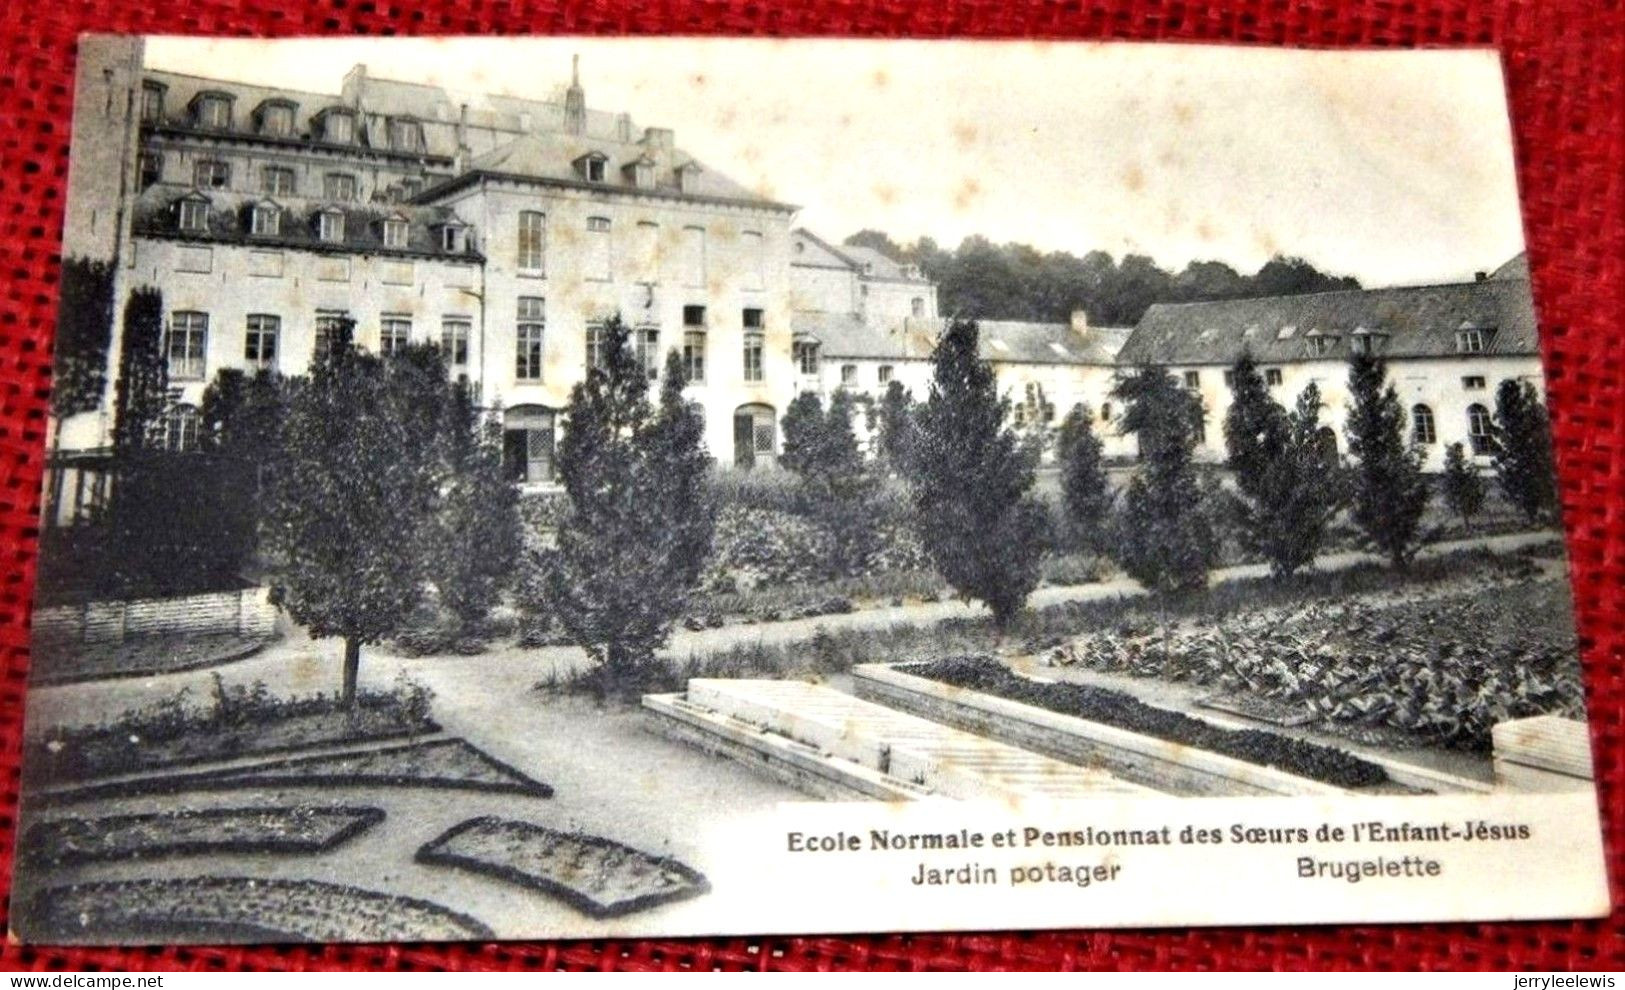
[{"xmin": 342, "ymin": 636, "xmax": 361, "ymax": 711}]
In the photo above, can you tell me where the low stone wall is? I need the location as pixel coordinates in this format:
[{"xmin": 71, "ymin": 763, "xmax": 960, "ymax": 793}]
[{"xmin": 35, "ymin": 586, "xmax": 276, "ymax": 644}]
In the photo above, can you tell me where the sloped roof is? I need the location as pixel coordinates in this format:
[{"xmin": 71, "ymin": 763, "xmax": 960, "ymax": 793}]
[
  {"xmin": 460, "ymin": 132, "xmax": 770, "ymax": 205},
  {"xmin": 839, "ymin": 244, "xmax": 927, "ymax": 283},
  {"xmin": 1490, "ymin": 251, "xmax": 1529, "ymax": 282},
  {"xmin": 797, "ymin": 315, "xmax": 1124, "ymax": 366},
  {"xmin": 1118, "ymin": 275, "xmax": 1538, "ymax": 366},
  {"xmin": 792, "ymin": 229, "xmax": 860, "ymax": 270}
]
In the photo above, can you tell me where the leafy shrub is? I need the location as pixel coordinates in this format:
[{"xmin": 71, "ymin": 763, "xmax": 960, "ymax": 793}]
[{"xmin": 705, "ymin": 506, "xmax": 833, "ymax": 588}]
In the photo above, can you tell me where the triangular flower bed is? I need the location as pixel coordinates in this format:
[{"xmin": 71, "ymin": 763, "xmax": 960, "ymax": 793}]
[
  {"xmin": 40, "ymin": 738, "xmax": 552, "ymax": 805},
  {"xmin": 417, "ymin": 817, "xmax": 710, "ymax": 919},
  {"xmin": 22, "ymin": 805, "xmax": 386, "ymax": 867},
  {"xmin": 17, "ymin": 876, "xmax": 494, "ymax": 943}
]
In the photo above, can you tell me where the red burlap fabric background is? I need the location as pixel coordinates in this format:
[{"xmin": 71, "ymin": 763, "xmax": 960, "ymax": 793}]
[{"xmin": 0, "ymin": 0, "xmax": 1620, "ymax": 972}]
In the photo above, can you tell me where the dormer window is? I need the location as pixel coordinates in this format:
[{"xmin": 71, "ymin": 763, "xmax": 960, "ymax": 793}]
[
  {"xmin": 191, "ymin": 92, "xmax": 234, "ymax": 130},
  {"xmin": 317, "ymin": 208, "xmax": 345, "ymax": 244},
  {"xmin": 194, "ymin": 159, "xmax": 230, "ymax": 190},
  {"xmin": 625, "ymin": 155, "xmax": 656, "ymax": 190},
  {"xmin": 319, "ymin": 108, "xmax": 356, "ymax": 144},
  {"xmin": 575, "ymin": 152, "xmax": 609, "ymax": 183},
  {"xmin": 323, "ymin": 173, "xmax": 358, "ymax": 202},
  {"xmin": 177, "ymin": 194, "xmax": 210, "ymax": 233},
  {"xmin": 1350, "ymin": 329, "xmax": 1388, "ymax": 356},
  {"xmin": 1456, "ymin": 326, "xmax": 1493, "ymax": 353},
  {"xmin": 255, "ymin": 99, "xmax": 296, "ymax": 137},
  {"xmin": 440, "ymin": 222, "xmax": 468, "ymax": 254},
  {"xmin": 382, "ymin": 216, "xmax": 409, "ymax": 250},
  {"xmin": 140, "ymin": 81, "xmax": 166, "ymax": 124},
  {"xmin": 675, "ymin": 160, "xmax": 703, "ymax": 194},
  {"xmin": 1308, "ymin": 334, "xmax": 1340, "ymax": 358},
  {"xmin": 250, "ymin": 201, "xmax": 281, "ymax": 237},
  {"xmin": 388, "ymin": 117, "xmax": 426, "ymax": 153}
]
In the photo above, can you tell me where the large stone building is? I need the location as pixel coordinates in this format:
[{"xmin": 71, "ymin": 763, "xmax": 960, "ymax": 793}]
[
  {"xmin": 52, "ymin": 38, "xmax": 803, "ymax": 520},
  {"xmin": 1115, "ymin": 253, "xmax": 1541, "ymax": 470}
]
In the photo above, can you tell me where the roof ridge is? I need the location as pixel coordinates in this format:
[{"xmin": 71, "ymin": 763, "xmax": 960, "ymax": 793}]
[{"xmin": 1143, "ymin": 276, "xmax": 1513, "ymax": 313}]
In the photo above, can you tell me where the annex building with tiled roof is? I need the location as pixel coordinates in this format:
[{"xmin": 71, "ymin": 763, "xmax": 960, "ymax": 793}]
[{"xmin": 1117, "ymin": 256, "xmax": 1542, "ymax": 469}]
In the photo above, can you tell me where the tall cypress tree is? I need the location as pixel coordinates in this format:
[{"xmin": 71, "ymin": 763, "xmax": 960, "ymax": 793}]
[
  {"xmin": 1491, "ymin": 378, "xmax": 1559, "ymax": 525},
  {"xmin": 1056, "ymin": 403, "xmax": 1111, "ymax": 551},
  {"xmin": 51, "ymin": 257, "xmax": 115, "ymax": 420},
  {"xmin": 429, "ymin": 377, "xmax": 521, "ymax": 637},
  {"xmin": 1442, "ymin": 441, "xmax": 1486, "ymax": 532},
  {"xmin": 1344, "ymin": 352, "xmax": 1430, "ymax": 569},
  {"xmin": 111, "ymin": 286, "xmax": 168, "ymax": 452},
  {"xmin": 908, "ymin": 318, "xmax": 1048, "ymax": 630},
  {"xmin": 1112, "ymin": 369, "xmax": 1217, "ymax": 592},
  {"xmin": 542, "ymin": 317, "xmax": 714, "ymax": 696}
]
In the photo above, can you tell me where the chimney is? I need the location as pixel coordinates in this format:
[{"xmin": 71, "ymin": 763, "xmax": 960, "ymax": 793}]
[
  {"xmin": 642, "ymin": 126, "xmax": 674, "ymax": 152},
  {"xmin": 1474, "ymin": 271, "xmax": 1488, "ymax": 282},
  {"xmin": 564, "ymin": 54, "xmax": 586, "ymax": 135},
  {"xmin": 1070, "ymin": 309, "xmax": 1090, "ymax": 335},
  {"xmin": 616, "ymin": 113, "xmax": 632, "ymax": 142}
]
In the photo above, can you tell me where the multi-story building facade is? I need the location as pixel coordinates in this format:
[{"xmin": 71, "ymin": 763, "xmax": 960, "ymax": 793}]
[{"xmin": 50, "ymin": 39, "xmax": 802, "ymax": 522}]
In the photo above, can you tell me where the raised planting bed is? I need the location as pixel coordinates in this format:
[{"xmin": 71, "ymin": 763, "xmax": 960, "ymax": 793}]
[
  {"xmin": 417, "ymin": 817, "xmax": 710, "ymax": 919},
  {"xmin": 16, "ymin": 876, "xmax": 493, "ymax": 943},
  {"xmin": 1045, "ymin": 578, "xmax": 1581, "ymax": 751},
  {"xmin": 38, "ymin": 737, "xmax": 553, "ymax": 806},
  {"xmin": 26, "ymin": 684, "xmax": 438, "ymax": 787},
  {"xmin": 856, "ymin": 659, "xmax": 1391, "ymax": 795},
  {"xmin": 22, "ymin": 805, "xmax": 385, "ymax": 867}
]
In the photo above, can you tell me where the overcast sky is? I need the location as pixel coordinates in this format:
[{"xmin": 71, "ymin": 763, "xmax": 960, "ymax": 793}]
[{"xmin": 144, "ymin": 36, "xmax": 1526, "ymax": 288}]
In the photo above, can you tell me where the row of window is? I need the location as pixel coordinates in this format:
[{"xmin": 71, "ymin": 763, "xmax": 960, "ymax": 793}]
[
  {"xmin": 154, "ymin": 158, "xmax": 375, "ymax": 201},
  {"xmin": 512, "ymin": 211, "xmax": 761, "ymax": 289},
  {"xmin": 836, "ymin": 363, "xmax": 895, "ymax": 387},
  {"xmin": 143, "ymin": 84, "xmax": 424, "ymax": 152},
  {"xmin": 164, "ymin": 311, "xmax": 473, "ymax": 380},
  {"xmin": 1295, "ymin": 328, "xmax": 1494, "ymax": 358},
  {"xmin": 173, "ymin": 197, "xmax": 469, "ymax": 252},
  {"xmin": 162, "ymin": 306, "xmax": 770, "ymax": 385},
  {"xmin": 1207, "ymin": 368, "xmax": 1491, "ymax": 392}
]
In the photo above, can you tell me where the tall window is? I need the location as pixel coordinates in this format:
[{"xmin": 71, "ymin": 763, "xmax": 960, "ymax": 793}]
[
  {"xmin": 793, "ymin": 340, "xmax": 818, "ymax": 376},
  {"xmin": 742, "ymin": 230, "xmax": 765, "ymax": 291},
  {"xmin": 250, "ymin": 203, "xmax": 280, "ymax": 237},
  {"xmin": 635, "ymin": 325, "xmax": 660, "ymax": 380},
  {"xmin": 1456, "ymin": 328, "xmax": 1489, "ymax": 354},
  {"xmin": 162, "ymin": 405, "xmax": 201, "ymax": 453},
  {"xmin": 178, "ymin": 198, "xmax": 209, "ymax": 233},
  {"xmin": 245, "ymin": 314, "xmax": 279, "ymax": 370},
  {"xmin": 841, "ymin": 364, "xmax": 858, "ymax": 386},
  {"xmin": 585, "ymin": 322, "xmax": 606, "ymax": 373},
  {"xmin": 318, "ymin": 210, "xmax": 345, "ymax": 243},
  {"xmin": 380, "ymin": 316, "xmax": 411, "ymax": 356},
  {"xmin": 1183, "ymin": 370, "xmax": 1200, "ymax": 388},
  {"xmin": 680, "ymin": 226, "xmax": 706, "ymax": 288},
  {"xmin": 194, "ymin": 160, "xmax": 230, "ymax": 189},
  {"xmin": 586, "ymin": 217, "xmax": 612, "ymax": 281},
  {"xmin": 516, "ymin": 297, "xmax": 545, "ymax": 381},
  {"xmin": 743, "ymin": 332, "xmax": 765, "ymax": 384},
  {"xmin": 1411, "ymin": 403, "xmax": 1437, "ymax": 445},
  {"xmin": 911, "ymin": 297, "xmax": 925, "ymax": 318},
  {"xmin": 517, "ymin": 211, "xmax": 546, "ymax": 273},
  {"xmin": 634, "ymin": 221, "xmax": 660, "ymax": 283},
  {"xmin": 167, "ymin": 311, "xmax": 208, "ymax": 381},
  {"xmin": 314, "ymin": 309, "xmax": 348, "ymax": 359},
  {"xmin": 681, "ymin": 306, "xmax": 706, "ymax": 384},
  {"xmin": 382, "ymin": 218, "xmax": 409, "ymax": 249},
  {"xmin": 322, "ymin": 111, "xmax": 355, "ymax": 144},
  {"xmin": 441, "ymin": 225, "xmax": 467, "ymax": 253},
  {"xmin": 442, "ymin": 318, "xmax": 471, "ymax": 372},
  {"xmin": 879, "ymin": 365, "xmax": 893, "ymax": 385},
  {"xmin": 323, "ymin": 173, "xmax": 357, "ymax": 202},
  {"xmin": 503, "ymin": 406, "xmax": 555, "ymax": 484},
  {"xmin": 138, "ymin": 152, "xmax": 163, "ymax": 191},
  {"xmin": 262, "ymin": 166, "xmax": 296, "ymax": 196},
  {"xmin": 1468, "ymin": 403, "xmax": 1494, "ymax": 455}
]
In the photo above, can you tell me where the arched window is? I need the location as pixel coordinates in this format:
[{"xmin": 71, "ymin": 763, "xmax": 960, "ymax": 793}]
[
  {"xmin": 733, "ymin": 404, "xmax": 776, "ymax": 469},
  {"xmin": 1467, "ymin": 403, "xmax": 1494, "ymax": 455},
  {"xmin": 163, "ymin": 404, "xmax": 201, "ymax": 453},
  {"xmin": 1411, "ymin": 404, "xmax": 1437, "ymax": 445}
]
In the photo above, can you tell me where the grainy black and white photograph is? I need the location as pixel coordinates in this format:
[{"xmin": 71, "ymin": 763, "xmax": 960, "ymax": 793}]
[{"xmin": 11, "ymin": 35, "xmax": 1607, "ymax": 944}]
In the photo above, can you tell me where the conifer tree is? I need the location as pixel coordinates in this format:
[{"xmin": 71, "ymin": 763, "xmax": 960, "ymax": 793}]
[
  {"xmin": 872, "ymin": 379, "xmax": 918, "ymax": 474},
  {"xmin": 541, "ymin": 318, "xmax": 713, "ymax": 696},
  {"xmin": 263, "ymin": 317, "xmax": 443, "ymax": 708},
  {"xmin": 779, "ymin": 388, "xmax": 875, "ymax": 575},
  {"xmin": 430, "ymin": 378, "xmax": 521, "ymax": 637},
  {"xmin": 1056, "ymin": 403, "xmax": 1111, "ymax": 551},
  {"xmin": 52, "ymin": 257, "xmax": 115, "ymax": 420},
  {"xmin": 1491, "ymin": 378, "xmax": 1559, "ymax": 525},
  {"xmin": 1441, "ymin": 441, "xmax": 1486, "ymax": 532},
  {"xmin": 908, "ymin": 318, "xmax": 1048, "ymax": 629},
  {"xmin": 112, "ymin": 286, "xmax": 169, "ymax": 452},
  {"xmin": 1344, "ymin": 352, "xmax": 1430, "ymax": 569},
  {"xmin": 1112, "ymin": 369, "xmax": 1217, "ymax": 592}
]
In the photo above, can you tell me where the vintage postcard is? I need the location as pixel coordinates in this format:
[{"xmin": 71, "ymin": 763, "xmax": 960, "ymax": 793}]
[{"xmin": 11, "ymin": 36, "xmax": 1607, "ymax": 943}]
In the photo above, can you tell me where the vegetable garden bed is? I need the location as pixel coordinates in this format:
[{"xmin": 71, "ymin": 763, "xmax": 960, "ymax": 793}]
[
  {"xmin": 417, "ymin": 817, "xmax": 709, "ymax": 918},
  {"xmin": 17, "ymin": 876, "xmax": 493, "ymax": 943},
  {"xmin": 904, "ymin": 656, "xmax": 1389, "ymax": 789},
  {"xmin": 39, "ymin": 737, "xmax": 553, "ymax": 805},
  {"xmin": 22, "ymin": 805, "xmax": 385, "ymax": 867}
]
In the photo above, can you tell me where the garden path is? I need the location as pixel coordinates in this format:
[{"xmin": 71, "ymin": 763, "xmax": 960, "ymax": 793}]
[{"xmin": 25, "ymin": 529, "xmax": 1558, "ymax": 736}]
